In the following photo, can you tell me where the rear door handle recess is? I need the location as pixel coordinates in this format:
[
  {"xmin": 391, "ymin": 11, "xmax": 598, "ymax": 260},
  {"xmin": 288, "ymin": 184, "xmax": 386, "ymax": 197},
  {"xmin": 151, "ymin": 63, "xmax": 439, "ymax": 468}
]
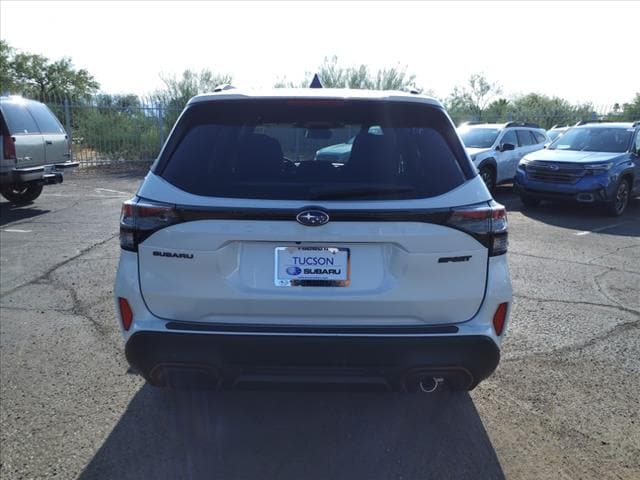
[{"xmin": 45, "ymin": 140, "xmax": 53, "ymax": 145}]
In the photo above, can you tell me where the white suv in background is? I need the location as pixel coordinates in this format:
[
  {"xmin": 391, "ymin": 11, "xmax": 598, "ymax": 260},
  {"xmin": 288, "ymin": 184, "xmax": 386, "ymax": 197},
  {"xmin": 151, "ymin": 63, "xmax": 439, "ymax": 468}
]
[
  {"xmin": 458, "ymin": 122, "xmax": 549, "ymax": 189},
  {"xmin": 114, "ymin": 88, "xmax": 513, "ymax": 393}
]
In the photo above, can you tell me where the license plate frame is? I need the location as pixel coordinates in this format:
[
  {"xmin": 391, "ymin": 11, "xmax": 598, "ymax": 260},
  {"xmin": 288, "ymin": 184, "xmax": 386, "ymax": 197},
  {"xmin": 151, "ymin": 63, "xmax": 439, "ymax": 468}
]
[{"xmin": 274, "ymin": 246, "xmax": 350, "ymax": 287}]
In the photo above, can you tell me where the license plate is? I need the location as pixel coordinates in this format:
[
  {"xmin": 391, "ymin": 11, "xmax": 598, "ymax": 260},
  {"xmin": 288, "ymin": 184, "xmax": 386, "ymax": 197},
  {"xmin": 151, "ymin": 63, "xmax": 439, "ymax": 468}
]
[{"xmin": 275, "ymin": 246, "xmax": 350, "ymax": 287}]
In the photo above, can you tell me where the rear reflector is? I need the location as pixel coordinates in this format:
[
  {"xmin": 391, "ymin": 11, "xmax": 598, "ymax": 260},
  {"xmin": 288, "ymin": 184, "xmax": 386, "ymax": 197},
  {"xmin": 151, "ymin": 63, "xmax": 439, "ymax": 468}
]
[
  {"xmin": 118, "ymin": 297, "xmax": 133, "ymax": 331},
  {"xmin": 493, "ymin": 303, "xmax": 508, "ymax": 336}
]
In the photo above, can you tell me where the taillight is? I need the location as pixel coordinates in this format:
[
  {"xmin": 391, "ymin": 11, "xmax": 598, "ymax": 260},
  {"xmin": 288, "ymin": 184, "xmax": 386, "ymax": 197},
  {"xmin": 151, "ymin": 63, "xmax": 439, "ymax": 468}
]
[
  {"xmin": 3, "ymin": 134, "xmax": 16, "ymax": 160},
  {"xmin": 446, "ymin": 201, "xmax": 508, "ymax": 256},
  {"xmin": 493, "ymin": 302, "xmax": 508, "ymax": 336},
  {"xmin": 120, "ymin": 198, "xmax": 181, "ymax": 251},
  {"xmin": 64, "ymin": 134, "xmax": 72, "ymax": 157},
  {"xmin": 118, "ymin": 297, "xmax": 133, "ymax": 331}
]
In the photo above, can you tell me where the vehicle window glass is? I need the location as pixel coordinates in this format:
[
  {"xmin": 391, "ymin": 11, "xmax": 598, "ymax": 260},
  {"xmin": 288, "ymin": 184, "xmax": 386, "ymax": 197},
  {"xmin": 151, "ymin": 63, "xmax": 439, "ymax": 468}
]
[
  {"xmin": 549, "ymin": 127, "xmax": 632, "ymax": 153},
  {"xmin": 26, "ymin": 102, "xmax": 65, "ymax": 134},
  {"xmin": 547, "ymin": 130, "xmax": 563, "ymax": 141},
  {"xmin": 533, "ymin": 131, "xmax": 547, "ymax": 143},
  {"xmin": 635, "ymin": 131, "xmax": 640, "ymax": 153},
  {"xmin": 159, "ymin": 100, "xmax": 470, "ymax": 201},
  {"xmin": 458, "ymin": 128, "xmax": 500, "ymax": 148},
  {"xmin": 501, "ymin": 130, "xmax": 517, "ymax": 146},
  {"xmin": 0, "ymin": 102, "xmax": 40, "ymax": 134},
  {"xmin": 516, "ymin": 130, "xmax": 535, "ymax": 146}
]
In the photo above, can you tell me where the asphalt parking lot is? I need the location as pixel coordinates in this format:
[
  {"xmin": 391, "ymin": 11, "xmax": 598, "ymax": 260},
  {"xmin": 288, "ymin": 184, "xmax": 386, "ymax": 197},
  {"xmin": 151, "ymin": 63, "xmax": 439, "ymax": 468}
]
[{"xmin": 1, "ymin": 167, "xmax": 639, "ymax": 480}]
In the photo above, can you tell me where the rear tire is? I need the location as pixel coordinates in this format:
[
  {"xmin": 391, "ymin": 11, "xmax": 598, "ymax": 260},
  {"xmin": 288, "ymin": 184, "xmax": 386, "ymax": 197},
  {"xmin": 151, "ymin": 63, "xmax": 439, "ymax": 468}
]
[
  {"xmin": 0, "ymin": 184, "xmax": 43, "ymax": 204},
  {"xmin": 605, "ymin": 178, "xmax": 630, "ymax": 217},
  {"xmin": 479, "ymin": 166, "xmax": 496, "ymax": 191},
  {"xmin": 520, "ymin": 195, "xmax": 541, "ymax": 207}
]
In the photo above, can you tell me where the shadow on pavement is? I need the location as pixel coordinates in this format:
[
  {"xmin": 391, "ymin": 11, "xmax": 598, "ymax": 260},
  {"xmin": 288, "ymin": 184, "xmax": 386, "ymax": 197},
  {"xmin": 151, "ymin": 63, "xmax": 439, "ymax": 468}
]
[
  {"xmin": 0, "ymin": 202, "xmax": 50, "ymax": 226},
  {"xmin": 493, "ymin": 185, "xmax": 640, "ymax": 237},
  {"xmin": 79, "ymin": 385, "xmax": 504, "ymax": 480}
]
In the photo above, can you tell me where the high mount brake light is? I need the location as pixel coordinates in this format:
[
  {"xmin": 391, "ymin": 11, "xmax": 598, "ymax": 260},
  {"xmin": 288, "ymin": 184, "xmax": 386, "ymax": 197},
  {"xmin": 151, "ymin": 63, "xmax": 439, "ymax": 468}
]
[
  {"xmin": 446, "ymin": 201, "xmax": 508, "ymax": 256},
  {"xmin": 119, "ymin": 199, "xmax": 181, "ymax": 251}
]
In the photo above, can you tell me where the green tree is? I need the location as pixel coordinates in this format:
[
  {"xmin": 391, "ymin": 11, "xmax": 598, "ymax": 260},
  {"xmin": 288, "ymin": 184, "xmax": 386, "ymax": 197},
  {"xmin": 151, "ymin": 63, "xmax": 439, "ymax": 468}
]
[
  {"xmin": 11, "ymin": 55, "xmax": 98, "ymax": 101},
  {"xmin": 0, "ymin": 40, "xmax": 17, "ymax": 93},
  {"xmin": 445, "ymin": 74, "xmax": 502, "ymax": 123},
  {"xmin": 152, "ymin": 68, "xmax": 233, "ymax": 131},
  {"xmin": 621, "ymin": 93, "xmax": 640, "ymax": 121},
  {"xmin": 484, "ymin": 98, "xmax": 511, "ymax": 123},
  {"xmin": 153, "ymin": 69, "xmax": 233, "ymax": 110},
  {"xmin": 507, "ymin": 93, "xmax": 593, "ymax": 129},
  {"xmin": 0, "ymin": 41, "xmax": 99, "ymax": 100},
  {"xmin": 275, "ymin": 56, "xmax": 419, "ymax": 91}
]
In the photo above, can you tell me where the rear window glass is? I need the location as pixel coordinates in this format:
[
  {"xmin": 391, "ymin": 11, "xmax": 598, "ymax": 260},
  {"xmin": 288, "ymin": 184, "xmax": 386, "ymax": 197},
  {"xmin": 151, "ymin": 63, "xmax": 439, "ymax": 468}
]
[
  {"xmin": 157, "ymin": 100, "xmax": 471, "ymax": 200},
  {"xmin": 26, "ymin": 102, "xmax": 65, "ymax": 134},
  {"xmin": 0, "ymin": 102, "xmax": 40, "ymax": 134}
]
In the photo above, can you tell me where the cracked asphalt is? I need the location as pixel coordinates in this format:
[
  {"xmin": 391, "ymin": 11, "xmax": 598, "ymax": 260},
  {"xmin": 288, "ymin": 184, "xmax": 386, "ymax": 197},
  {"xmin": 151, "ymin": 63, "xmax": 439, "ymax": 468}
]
[{"xmin": 1, "ymin": 167, "xmax": 639, "ymax": 480}]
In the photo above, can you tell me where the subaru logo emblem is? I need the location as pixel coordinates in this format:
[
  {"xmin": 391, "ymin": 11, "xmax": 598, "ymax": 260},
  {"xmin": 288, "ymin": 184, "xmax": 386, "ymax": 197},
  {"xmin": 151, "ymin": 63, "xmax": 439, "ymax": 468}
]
[
  {"xmin": 296, "ymin": 209, "xmax": 330, "ymax": 226},
  {"xmin": 547, "ymin": 164, "xmax": 560, "ymax": 171},
  {"xmin": 286, "ymin": 266, "xmax": 302, "ymax": 276}
]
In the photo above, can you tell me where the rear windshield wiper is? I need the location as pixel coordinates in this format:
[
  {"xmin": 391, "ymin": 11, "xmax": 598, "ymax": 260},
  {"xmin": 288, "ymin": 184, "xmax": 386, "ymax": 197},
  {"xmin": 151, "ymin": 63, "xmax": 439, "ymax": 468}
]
[{"xmin": 309, "ymin": 185, "xmax": 416, "ymax": 200}]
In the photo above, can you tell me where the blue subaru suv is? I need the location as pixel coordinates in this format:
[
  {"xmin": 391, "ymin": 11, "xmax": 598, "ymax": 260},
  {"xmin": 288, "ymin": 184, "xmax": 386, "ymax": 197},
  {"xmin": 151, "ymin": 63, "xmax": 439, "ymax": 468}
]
[{"xmin": 515, "ymin": 121, "xmax": 640, "ymax": 216}]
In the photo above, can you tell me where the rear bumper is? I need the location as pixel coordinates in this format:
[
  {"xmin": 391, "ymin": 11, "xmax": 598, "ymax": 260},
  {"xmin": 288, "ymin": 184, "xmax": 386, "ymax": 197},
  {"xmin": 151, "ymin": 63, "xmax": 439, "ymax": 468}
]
[
  {"xmin": 125, "ymin": 331, "xmax": 500, "ymax": 391},
  {"xmin": 0, "ymin": 161, "xmax": 79, "ymax": 185}
]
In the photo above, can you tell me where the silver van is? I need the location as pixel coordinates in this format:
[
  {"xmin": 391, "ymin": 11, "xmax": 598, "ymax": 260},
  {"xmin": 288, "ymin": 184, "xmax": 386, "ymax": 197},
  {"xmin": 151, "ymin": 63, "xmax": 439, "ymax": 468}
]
[{"xmin": 0, "ymin": 96, "xmax": 78, "ymax": 203}]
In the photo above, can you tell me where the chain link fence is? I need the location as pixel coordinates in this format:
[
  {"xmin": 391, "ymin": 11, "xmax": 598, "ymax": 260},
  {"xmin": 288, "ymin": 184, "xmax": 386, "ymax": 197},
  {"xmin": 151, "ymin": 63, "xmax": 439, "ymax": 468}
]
[
  {"xmin": 30, "ymin": 94, "xmax": 628, "ymax": 167},
  {"xmin": 39, "ymin": 94, "xmax": 181, "ymax": 166}
]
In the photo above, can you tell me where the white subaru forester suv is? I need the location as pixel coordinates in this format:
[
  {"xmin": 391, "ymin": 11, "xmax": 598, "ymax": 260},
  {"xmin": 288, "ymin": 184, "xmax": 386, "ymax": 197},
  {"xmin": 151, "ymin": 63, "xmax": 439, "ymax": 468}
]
[{"xmin": 114, "ymin": 88, "xmax": 512, "ymax": 392}]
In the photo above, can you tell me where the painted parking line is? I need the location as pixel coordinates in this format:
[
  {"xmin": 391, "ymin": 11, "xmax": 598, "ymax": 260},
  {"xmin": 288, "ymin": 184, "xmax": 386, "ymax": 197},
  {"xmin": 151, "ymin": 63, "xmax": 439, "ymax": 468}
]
[
  {"xmin": 3, "ymin": 229, "xmax": 32, "ymax": 233},
  {"xmin": 95, "ymin": 188, "xmax": 131, "ymax": 195},
  {"xmin": 575, "ymin": 221, "xmax": 632, "ymax": 236}
]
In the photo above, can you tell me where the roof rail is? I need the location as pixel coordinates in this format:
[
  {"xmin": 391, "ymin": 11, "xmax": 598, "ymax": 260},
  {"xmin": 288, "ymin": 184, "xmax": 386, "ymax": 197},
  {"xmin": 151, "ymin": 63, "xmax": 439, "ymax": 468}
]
[
  {"xmin": 213, "ymin": 84, "xmax": 235, "ymax": 92},
  {"xmin": 575, "ymin": 119, "xmax": 602, "ymax": 126},
  {"xmin": 504, "ymin": 121, "xmax": 542, "ymax": 129}
]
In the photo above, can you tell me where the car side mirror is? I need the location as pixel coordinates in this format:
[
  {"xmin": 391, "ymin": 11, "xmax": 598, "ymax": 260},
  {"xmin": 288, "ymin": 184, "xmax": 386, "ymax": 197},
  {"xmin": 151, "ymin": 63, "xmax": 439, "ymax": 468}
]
[{"xmin": 501, "ymin": 143, "xmax": 515, "ymax": 151}]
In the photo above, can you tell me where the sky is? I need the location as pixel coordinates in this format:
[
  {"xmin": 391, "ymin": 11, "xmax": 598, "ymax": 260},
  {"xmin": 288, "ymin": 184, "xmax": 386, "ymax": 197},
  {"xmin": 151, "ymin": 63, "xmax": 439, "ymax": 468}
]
[{"xmin": 1, "ymin": 0, "xmax": 638, "ymax": 107}]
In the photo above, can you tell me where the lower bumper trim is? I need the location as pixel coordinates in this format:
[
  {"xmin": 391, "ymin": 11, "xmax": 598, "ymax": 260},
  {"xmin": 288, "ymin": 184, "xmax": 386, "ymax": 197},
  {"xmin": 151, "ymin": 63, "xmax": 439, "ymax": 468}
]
[{"xmin": 125, "ymin": 331, "xmax": 500, "ymax": 392}]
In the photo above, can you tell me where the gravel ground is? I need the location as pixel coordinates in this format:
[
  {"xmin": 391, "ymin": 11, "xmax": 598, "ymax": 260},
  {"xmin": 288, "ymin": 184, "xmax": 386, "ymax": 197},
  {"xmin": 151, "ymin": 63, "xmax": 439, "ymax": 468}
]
[{"xmin": 1, "ymin": 167, "xmax": 638, "ymax": 480}]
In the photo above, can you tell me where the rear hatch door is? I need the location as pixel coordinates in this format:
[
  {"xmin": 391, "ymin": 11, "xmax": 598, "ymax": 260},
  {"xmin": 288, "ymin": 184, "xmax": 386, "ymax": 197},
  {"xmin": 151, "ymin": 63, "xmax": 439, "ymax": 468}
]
[{"xmin": 135, "ymin": 97, "xmax": 492, "ymax": 327}]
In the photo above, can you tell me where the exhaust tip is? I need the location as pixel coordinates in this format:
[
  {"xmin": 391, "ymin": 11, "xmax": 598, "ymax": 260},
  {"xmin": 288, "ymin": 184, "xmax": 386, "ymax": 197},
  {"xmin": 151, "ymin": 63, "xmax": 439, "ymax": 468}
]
[
  {"xmin": 402, "ymin": 368, "xmax": 473, "ymax": 392},
  {"xmin": 419, "ymin": 377, "xmax": 444, "ymax": 393}
]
